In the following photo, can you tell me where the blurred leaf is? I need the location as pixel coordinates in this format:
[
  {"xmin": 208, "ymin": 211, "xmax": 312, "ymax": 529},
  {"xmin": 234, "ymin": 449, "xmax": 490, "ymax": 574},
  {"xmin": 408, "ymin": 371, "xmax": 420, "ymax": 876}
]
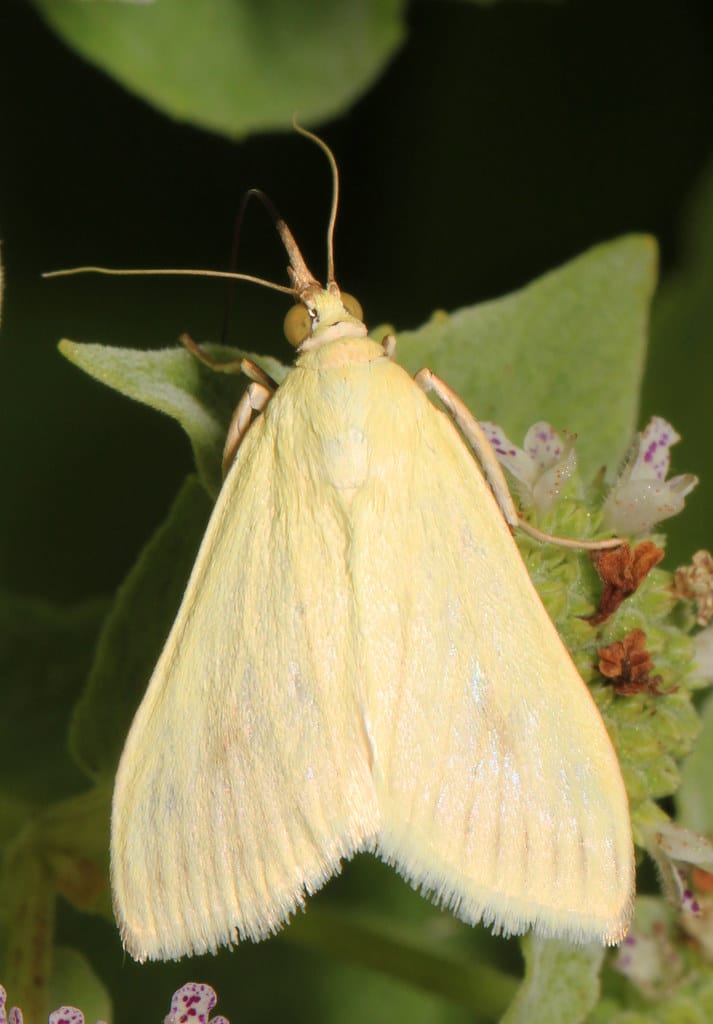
[
  {"xmin": 396, "ymin": 235, "xmax": 656, "ymax": 478},
  {"xmin": 647, "ymin": 155, "xmax": 713, "ymax": 564},
  {"xmin": 677, "ymin": 691, "xmax": 713, "ymax": 832},
  {"xmin": 59, "ymin": 340, "xmax": 286, "ymax": 495},
  {"xmin": 0, "ymin": 592, "xmax": 108, "ymax": 811},
  {"xmin": 457, "ymin": 0, "xmax": 562, "ymax": 4},
  {"xmin": 37, "ymin": 785, "xmax": 112, "ymax": 915},
  {"xmin": 1, "ymin": 785, "xmax": 112, "ymax": 1023},
  {"xmin": 285, "ymin": 907, "xmax": 518, "ymax": 1018},
  {"xmin": 1, "ymin": 842, "xmax": 55, "ymax": 1024},
  {"xmin": 501, "ymin": 935, "xmax": 604, "ymax": 1024},
  {"xmin": 313, "ymin": 965, "xmax": 473, "ymax": 1024},
  {"xmin": 49, "ymin": 946, "xmax": 112, "ymax": 1024},
  {"xmin": 33, "ymin": 0, "xmax": 405, "ymax": 138},
  {"xmin": 69, "ymin": 477, "xmax": 212, "ymax": 780}
]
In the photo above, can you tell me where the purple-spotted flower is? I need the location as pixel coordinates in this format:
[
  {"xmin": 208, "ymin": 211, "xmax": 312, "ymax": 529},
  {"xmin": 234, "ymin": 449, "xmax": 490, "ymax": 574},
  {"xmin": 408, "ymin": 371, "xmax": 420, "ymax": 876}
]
[
  {"xmin": 0, "ymin": 983, "xmax": 228, "ymax": 1024},
  {"xmin": 646, "ymin": 822, "xmax": 713, "ymax": 963},
  {"xmin": 613, "ymin": 898, "xmax": 684, "ymax": 997},
  {"xmin": 0, "ymin": 985, "xmax": 23, "ymax": 1024},
  {"xmin": 602, "ymin": 417, "xmax": 698, "ymax": 536},
  {"xmin": 164, "ymin": 984, "xmax": 229, "ymax": 1024},
  {"xmin": 0, "ymin": 988, "xmax": 108, "ymax": 1024},
  {"xmin": 644, "ymin": 820, "xmax": 713, "ymax": 916},
  {"xmin": 481, "ymin": 420, "xmax": 577, "ymax": 514},
  {"xmin": 47, "ymin": 1011, "xmax": 97, "ymax": 1024}
]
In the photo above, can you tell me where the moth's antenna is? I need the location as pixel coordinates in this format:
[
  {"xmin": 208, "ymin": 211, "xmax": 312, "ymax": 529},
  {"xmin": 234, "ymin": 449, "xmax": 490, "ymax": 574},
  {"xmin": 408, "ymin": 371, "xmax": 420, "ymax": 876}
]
[
  {"xmin": 292, "ymin": 119, "xmax": 340, "ymax": 289},
  {"xmin": 42, "ymin": 265, "xmax": 297, "ymax": 296},
  {"xmin": 220, "ymin": 187, "xmax": 318, "ymax": 339},
  {"xmin": 235, "ymin": 187, "xmax": 318, "ymax": 294},
  {"xmin": 45, "ymin": 129, "xmax": 337, "ymax": 299}
]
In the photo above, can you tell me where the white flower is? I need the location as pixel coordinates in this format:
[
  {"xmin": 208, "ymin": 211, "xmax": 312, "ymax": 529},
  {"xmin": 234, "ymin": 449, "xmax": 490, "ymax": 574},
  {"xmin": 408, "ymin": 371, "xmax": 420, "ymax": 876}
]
[
  {"xmin": 602, "ymin": 417, "xmax": 698, "ymax": 536},
  {"xmin": 0, "ymin": 989, "xmax": 108, "ymax": 1024},
  {"xmin": 165, "ymin": 984, "xmax": 229, "ymax": 1024},
  {"xmin": 481, "ymin": 421, "xmax": 577, "ymax": 514},
  {"xmin": 0, "ymin": 985, "xmax": 22, "ymax": 1024},
  {"xmin": 48, "ymin": 1011, "xmax": 93, "ymax": 1024},
  {"xmin": 0, "ymin": 983, "xmax": 226, "ymax": 1024},
  {"xmin": 644, "ymin": 819, "xmax": 713, "ymax": 915},
  {"xmin": 646, "ymin": 822, "xmax": 713, "ymax": 964},
  {"xmin": 612, "ymin": 897, "xmax": 684, "ymax": 997}
]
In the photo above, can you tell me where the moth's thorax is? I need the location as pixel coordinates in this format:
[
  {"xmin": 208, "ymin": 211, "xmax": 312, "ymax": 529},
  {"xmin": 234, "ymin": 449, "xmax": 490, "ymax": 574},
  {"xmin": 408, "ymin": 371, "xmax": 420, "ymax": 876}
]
[
  {"xmin": 296, "ymin": 335, "xmax": 386, "ymax": 371},
  {"xmin": 265, "ymin": 338, "xmax": 417, "ymax": 499},
  {"xmin": 298, "ymin": 320, "xmax": 369, "ymax": 354}
]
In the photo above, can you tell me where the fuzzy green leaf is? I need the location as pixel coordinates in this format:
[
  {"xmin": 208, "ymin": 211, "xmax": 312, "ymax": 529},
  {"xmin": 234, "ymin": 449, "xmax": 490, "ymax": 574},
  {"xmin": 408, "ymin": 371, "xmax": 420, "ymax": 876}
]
[
  {"xmin": 33, "ymin": 0, "xmax": 405, "ymax": 139},
  {"xmin": 49, "ymin": 947, "xmax": 112, "ymax": 1024},
  {"xmin": 285, "ymin": 907, "xmax": 518, "ymax": 1017},
  {"xmin": 501, "ymin": 935, "xmax": 604, "ymax": 1024},
  {"xmin": 59, "ymin": 340, "xmax": 285, "ymax": 495},
  {"xmin": 396, "ymin": 236, "xmax": 656, "ymax": 478},
  {"xmin": 677, "ymin": 691, "xmax": 713, "ymax": 833},
  {"xmin": 69, "ymin": 477, "xmax": 212, "ymax": 780}
]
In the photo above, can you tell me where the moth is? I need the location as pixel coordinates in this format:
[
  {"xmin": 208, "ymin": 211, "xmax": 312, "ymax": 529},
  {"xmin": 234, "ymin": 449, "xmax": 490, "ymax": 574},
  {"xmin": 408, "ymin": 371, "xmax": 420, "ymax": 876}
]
[{"xmin": 55, "ymin": 128, "xmax": 634, "ymax": 962}]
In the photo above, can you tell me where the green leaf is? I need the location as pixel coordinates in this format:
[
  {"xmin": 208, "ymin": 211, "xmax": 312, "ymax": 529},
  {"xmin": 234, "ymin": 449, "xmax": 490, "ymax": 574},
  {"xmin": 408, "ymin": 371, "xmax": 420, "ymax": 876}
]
[
  {"xmin": 49, "ymin": 946, "xmax": 113, "ymax": 1024},
  {"xmin": 501, "ymin": 936, "xmax": 604, "ymax": 1024},
  {"xmin": 648, "ymin": 155, "xmax": 713, "ymax": 564},
  {"xmin": 34, "ymin": 784, "xmax": 112, "ymax": 914},
  {"xmin": 69, "ymin": 477, "xmax": 212, "ymax": 780},
  {"xmin": 59, "ymin": 340, "xmax": 286, "ymax": 495},
  {"xmin": 32, "ymin": 0, "xmax": 405, "ymax": 139},
  {"xmin": 0, "ymin": 591, "xmax": 108, "ymax": 812},
  {"xmin": 396, "ymin": 236, "xmax": 656, "ymax": 478},
  {"xmin": 1, "ymin": 842, "xmax": 55, "ymax": 1024},
  {"xmin": 284, "ymin": 907, "xmax": 518, "ymax": 1018},
  {"xmin": 677, "ymin": 691, "xmax": 713, "ymax": 833}
]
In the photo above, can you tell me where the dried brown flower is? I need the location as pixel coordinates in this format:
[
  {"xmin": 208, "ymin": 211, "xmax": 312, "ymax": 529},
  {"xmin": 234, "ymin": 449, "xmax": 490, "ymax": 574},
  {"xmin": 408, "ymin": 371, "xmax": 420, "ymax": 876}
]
[
  {"xmin": 598, "ymin": 628, "xmax": 665, "ymax": 695},
  {"xmin": 587, "ymin": 541, "xmax": 664, "ymax": 625}
]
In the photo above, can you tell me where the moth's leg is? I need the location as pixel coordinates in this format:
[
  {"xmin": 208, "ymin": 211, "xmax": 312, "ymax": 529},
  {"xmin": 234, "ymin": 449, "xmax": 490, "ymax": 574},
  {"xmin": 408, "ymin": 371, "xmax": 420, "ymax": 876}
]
[
  {"xmin": 240, "ymin": 358, "xmax": 279, "ymax": 392},
  {"xmin": 180, "ymin": 335, "xmax": 280, "ymax": 392},
  {"xmin": 415, "ymin": 368, "xmax": 520, "ymax": 529},
  {"xmin": 180, "ymin": 333, "xmax": 245, "ymax": 374},
  {"xmin": 179, "ymin": 334, "xmax": 278, "ymax": 476},
  {"xmin": 223, "ymin": 380, "xmax": 273, "ymax": 477},
  {"xmin": 381, "ymin": 334, "xmax": 396, "ymax": 359},
  {"xmin": 415, "ymin": 368, "xmax": 621, "ymax": 552}
]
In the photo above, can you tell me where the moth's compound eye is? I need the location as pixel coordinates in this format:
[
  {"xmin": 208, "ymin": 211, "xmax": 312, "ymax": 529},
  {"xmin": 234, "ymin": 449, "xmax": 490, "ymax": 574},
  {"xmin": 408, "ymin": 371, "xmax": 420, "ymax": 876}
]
[
  {"xmin": 284, "ymin": 303, "xmax": 313, "ymax": 347},
  {"xmin": 341, "ymin": 292, "xmax": 363, "ymax": 322}
]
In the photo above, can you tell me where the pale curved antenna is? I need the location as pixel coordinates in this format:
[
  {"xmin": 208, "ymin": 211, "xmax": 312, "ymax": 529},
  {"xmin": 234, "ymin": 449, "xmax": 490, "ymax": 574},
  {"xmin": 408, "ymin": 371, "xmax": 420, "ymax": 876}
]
[
  {"xmin": 42, "ymin": 266, "xmax": 297, "ymax": 297},
  {"xmin": 234, "ymin": 187, "xmax": 318, "ymax": 293},
  {"xmin": 292, "ymin": 118, "xmax": 340, "ymax": 288},
  {"xmin": 45, "ymin": 125, "xmax": 339, "ymax": 297}
]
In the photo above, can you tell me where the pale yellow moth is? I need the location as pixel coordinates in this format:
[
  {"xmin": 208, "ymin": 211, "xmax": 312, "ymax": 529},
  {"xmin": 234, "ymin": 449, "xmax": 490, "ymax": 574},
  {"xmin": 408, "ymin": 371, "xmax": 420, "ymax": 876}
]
[{"xmin": 59, "ymin": 129, "xmax": 634, "ymax": 962}]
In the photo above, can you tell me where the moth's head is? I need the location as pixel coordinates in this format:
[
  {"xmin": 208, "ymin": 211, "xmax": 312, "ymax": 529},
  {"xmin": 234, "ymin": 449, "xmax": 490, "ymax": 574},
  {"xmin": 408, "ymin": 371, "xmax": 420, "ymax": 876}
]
[{"xmin": 283, "ymin": 282, "xmax": 366, "ymax": 352}]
